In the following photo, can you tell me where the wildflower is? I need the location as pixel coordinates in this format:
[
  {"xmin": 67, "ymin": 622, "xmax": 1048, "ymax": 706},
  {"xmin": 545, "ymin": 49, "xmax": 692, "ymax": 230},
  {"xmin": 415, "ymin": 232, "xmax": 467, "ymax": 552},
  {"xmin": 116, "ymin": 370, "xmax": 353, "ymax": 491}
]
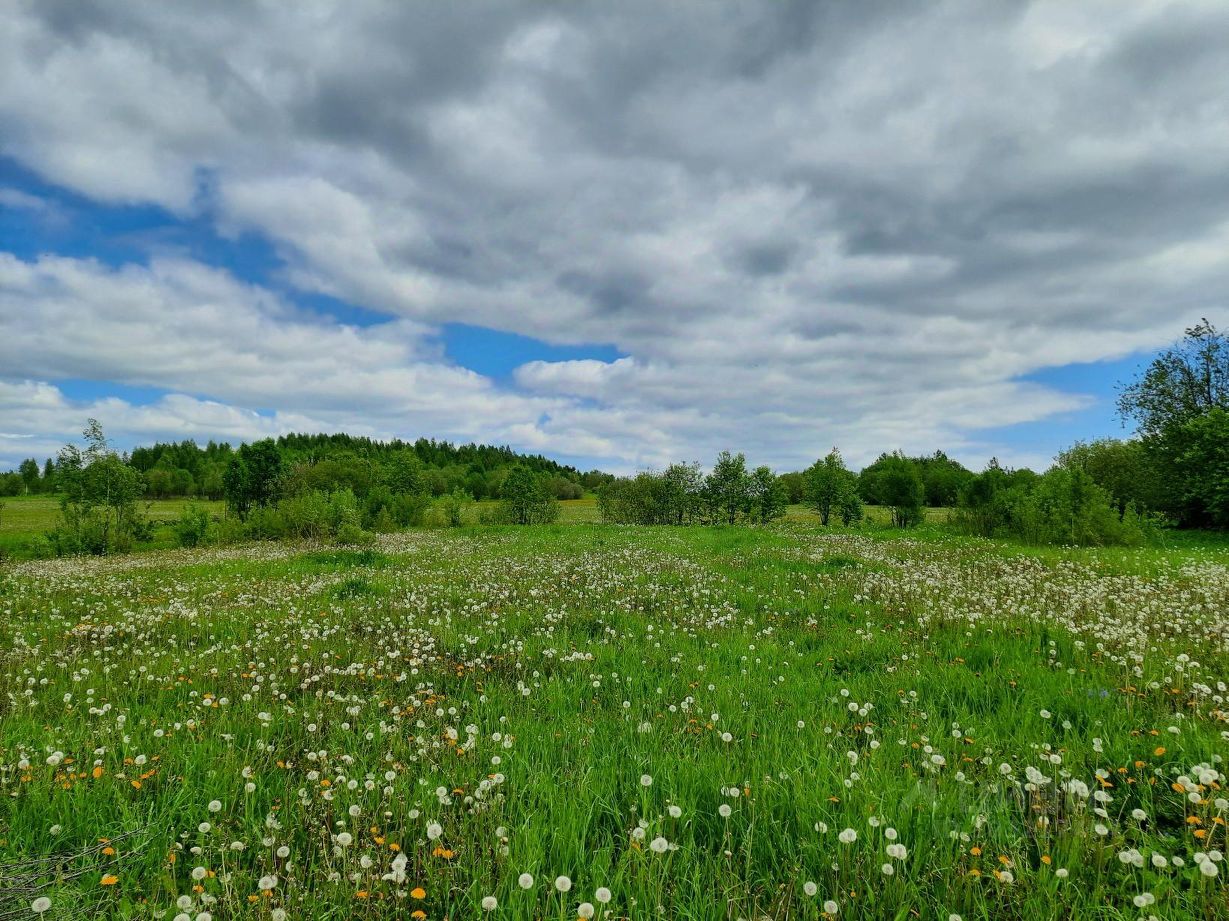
[
  {"xmin": 258, "ymin": 875, "xmax": 277, "ymax": 890},
  {"xmin": 207, "ymin": 800, "xmax": 222, "ymax": 813},
  {"xmin": 718, "ymin": 804, "xmax": 732, "ymax": 817},
  {"xmin": 426, "ymin": 822, "xmax": 443, "ymax": 841},
  {"xmin": 595, "ymin": 887, "xmax": 611, "ymax": 904},
  {"xmin": 881, "ymin": 863, "xmax": 894, "ymax": 876},
  {"xmin": 31, "ymin": 897, "xmax": 52, "ymax": 914},
  {"xmin": 649, "ymin": 836, "xmax": 669, "ymax": 853},
  {"xmin": 335, "ymin": 832, "xmax": 353, "ymax": 847},
  {"xmin": 555, "ymin": 876, "xmax": 572, "ymax": 893},
  {"xmin": 823, "ymin": 899, "xmax": 839, "ymax": 914},
  {"xmin": 192, "ymin": 867, "xmax": 207, "ymax": 881},
  {"xmin": 578, "ymin": 902, "xmax": 595, "ymax": 918},
  {"xmin": 518, "ymin": 874, "xmax": 534, "ymax": 889},
  {"xmin": 411, "ymin": 887, "xmax": 426, "ymax": 899},
  {"xmin": 803, "ymin": 881, "xmax": 818, "ymax": 896},
  {"xmin": 481, "ymin": 896, "xmax": 497, "ymax": 911},
  {"xmin": 838, "ymin": 828, "xmax": 857, "ymax": 844},
  {"xmin": 640, "ymin": 774, "xmax": 653, "ymax": 787},
  {"xmin": 668, "ymin": 805, "xmax": 682, "ymax": 818},
  {"xmin": 100, "ymin": 875, "xmax": 119, "ymax": 886}
]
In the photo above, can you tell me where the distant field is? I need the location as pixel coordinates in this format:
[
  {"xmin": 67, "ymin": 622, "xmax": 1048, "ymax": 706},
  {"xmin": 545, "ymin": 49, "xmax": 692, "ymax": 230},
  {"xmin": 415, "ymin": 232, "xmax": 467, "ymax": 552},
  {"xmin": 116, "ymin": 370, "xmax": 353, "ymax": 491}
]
[
  {"xmin": 0, "ymin": 495, "xmax": 951, "ymax": 541},
  {"xmin": 0, "ymin": 496, "xmax": 225, "ymax": 534}
]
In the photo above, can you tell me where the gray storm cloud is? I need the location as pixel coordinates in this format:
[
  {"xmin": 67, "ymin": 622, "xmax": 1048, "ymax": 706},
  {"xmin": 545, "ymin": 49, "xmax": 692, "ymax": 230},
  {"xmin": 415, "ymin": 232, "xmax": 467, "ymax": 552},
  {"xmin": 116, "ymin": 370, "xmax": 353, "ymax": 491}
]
[{"xmin": 1, "ymin": 0, "xmax": 1226, "ymax": 470}]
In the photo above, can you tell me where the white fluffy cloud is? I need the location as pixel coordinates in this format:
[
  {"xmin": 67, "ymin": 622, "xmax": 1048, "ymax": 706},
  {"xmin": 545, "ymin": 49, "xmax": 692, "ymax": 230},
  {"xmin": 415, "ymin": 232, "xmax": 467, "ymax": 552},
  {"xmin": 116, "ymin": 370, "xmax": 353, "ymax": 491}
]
[{"xmin": 2, "ymin": 1, "xmax": 1227, "ymax": 471}]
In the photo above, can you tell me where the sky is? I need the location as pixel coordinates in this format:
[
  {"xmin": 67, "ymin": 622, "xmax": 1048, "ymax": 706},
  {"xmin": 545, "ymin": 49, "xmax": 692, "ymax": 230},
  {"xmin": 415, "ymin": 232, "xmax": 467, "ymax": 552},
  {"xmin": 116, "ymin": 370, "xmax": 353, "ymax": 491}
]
[{"xmin": 1, "ymin": 0, "xmax": 1227, "ymax": 475}]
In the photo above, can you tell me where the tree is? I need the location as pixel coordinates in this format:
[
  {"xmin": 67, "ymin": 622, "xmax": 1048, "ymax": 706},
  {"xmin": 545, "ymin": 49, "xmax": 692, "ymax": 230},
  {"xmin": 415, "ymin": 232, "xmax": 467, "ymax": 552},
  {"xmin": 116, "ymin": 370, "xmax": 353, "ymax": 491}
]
[
  {"xmin": 749, "ymin": 466, "xmax": 787, "ymax": 524},
  {"xmin": 836, "ymin": 489, "xmax": 864, "ymax": 526},
  {"xmin": 705, "ymin": 451, "xmax": 751, "ymax": 524},
  {"xmin": 864, "ymin": 452, "xmax": 924, "ymax": 528},
  {"xmin": 777, "ymin": 471, "xmax": 806, "ymax": 504},
  {"xmin": 198, "ymin": 462, "xmax": 226, "ymax": 500},
  {"xmin": 52, "ymin": 420, "xmax": 147, "ymax": 554},
  {"xmin": 803, "ymin": 448, "xmax": 858, "ymax": 526},
  {"xmin": 1166, "ymin": 408, "xmax": 1229, "ymax": 528},
  {"xmin": 662, "ymin": 462, "xmax": 704, "ymax": 524},
  {"xmin": 915, "ymin": 450, "xmax": 973, "ymax": 507},
  {"xmin": 1117, "ymin": 320, "xmax": 1229, "ymax": 527},
  {"xmin": 1056, "ymin": 438, "xmax": 1162, "ymax": 518},
  {"xmin": 41, "ymin": 458, "xmax": 56, "ymax": 493},
  {"xmin": 18, "ymin": 458, "xmax": 40, "ymax": 494},
  {"xmin": 499, "ymin": 466, "xmax": 559, "ymax": 525},
  {"xmin": 1118, "ymin": 318, "xmax": 1228, "ymax": 437},
  {"xmin": 224, "ymin": 439, "xmax": 284, "ymax": 518}
]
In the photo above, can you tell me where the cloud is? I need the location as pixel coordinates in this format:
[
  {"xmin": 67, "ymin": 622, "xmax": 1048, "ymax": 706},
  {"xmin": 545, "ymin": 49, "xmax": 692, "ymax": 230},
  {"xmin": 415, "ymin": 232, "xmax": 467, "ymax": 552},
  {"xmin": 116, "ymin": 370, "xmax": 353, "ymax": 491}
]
[{"xmin": 2, "ymin": 1, "xmax": 1228, "ymax": 471}]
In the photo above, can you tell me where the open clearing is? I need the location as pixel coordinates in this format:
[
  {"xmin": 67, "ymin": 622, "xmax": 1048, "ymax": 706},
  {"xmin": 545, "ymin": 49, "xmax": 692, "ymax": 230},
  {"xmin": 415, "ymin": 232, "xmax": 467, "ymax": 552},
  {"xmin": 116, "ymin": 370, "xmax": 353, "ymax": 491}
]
[{"xmin": 1, "ymin": 524, "xmax": 1227, "ymax": 919}]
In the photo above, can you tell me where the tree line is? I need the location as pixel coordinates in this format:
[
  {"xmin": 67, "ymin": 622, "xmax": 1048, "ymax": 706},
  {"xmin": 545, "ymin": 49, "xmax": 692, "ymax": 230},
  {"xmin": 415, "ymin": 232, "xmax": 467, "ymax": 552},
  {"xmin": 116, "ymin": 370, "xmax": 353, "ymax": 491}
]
[
  {"xmin": 4, "ymin": 320, "xmax": 1224, "ymax": 555},
  {"xmin": 0, "ymin": 432, "xmax": 609, "ymax": 502}
]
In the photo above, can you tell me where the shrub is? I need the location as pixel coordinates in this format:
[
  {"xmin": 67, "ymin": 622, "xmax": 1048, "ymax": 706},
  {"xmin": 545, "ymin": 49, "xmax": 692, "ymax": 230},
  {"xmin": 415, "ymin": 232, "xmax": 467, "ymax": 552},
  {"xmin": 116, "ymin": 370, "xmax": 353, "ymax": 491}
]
[
  {"xmin": 174, "ymin": 505, "xmax": 212, "ymax": 548},
  {"xmin": 954, "ymin": 466, "xmax": 1145, "ymax": 546}
]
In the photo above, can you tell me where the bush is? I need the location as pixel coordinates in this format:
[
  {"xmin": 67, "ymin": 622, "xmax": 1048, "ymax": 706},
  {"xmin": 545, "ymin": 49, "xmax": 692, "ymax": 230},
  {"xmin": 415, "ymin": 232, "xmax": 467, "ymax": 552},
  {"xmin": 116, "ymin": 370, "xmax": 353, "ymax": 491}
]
[
  {"xmin": 174, "ymin": 505, "xmax": 212, "ymax": 548},
  {"xmin": 954, "ymin": 466, "xmax": 1146, "ymax": 546},
  {"xmin": 500, "ymin": 467, "xmax": 559, "ymax": 525}
]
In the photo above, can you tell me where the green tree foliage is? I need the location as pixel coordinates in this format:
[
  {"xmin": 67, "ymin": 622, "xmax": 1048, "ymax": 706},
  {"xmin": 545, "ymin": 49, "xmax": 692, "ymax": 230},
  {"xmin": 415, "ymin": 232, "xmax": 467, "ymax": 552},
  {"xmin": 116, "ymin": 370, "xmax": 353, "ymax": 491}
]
[
  {"xmin": 860, "ymin": 452, "xmax": 925, "ymax": 527},
  {"xmin": 660, "ymin": 462, "xmax": 704, "ymax": 524},
  {"xmin": 174, "ymin": 504, "xmax": 213, "ymax": 548},
  {"xmin": 1117, "ymin": 319, "xmax": 1229, "ymax": 527},
  {"xmin": 1165, "ymin": 408, "xmax": 1229, "ymax": 527},
  {"xmin": 1117, "ymin": 318, "xmax": 1227, "ymax": 437},
  {"xmin": 803, "ymin": 448, "xmax": 859, "ymax": 525},
  {"xmin": 498, "ymin": 466, "xmax": 559, "ymax": 525},
  {"xmin": 749, "ymin": 465, "xmax": 788, "ymax": 524},
  {"xmin": 836, "ymin": 488, "xmax": 864, "ymax": 526},
  {"xmin": 599, "ymin": 455, "xmax": 784, "ymax": 526},
  {"xmin": 18, "ymin": 458, "xmax": 40, "ymax": 494},
  {"xmin": 705, "ymin": 451, "xmax": 751, "ymax": 525},
  {"xmin": 858, "ymin": 451, "xmax": 970, "ymax": 508},
  {"xmin": 223, "ymin": 440, "xmax": 285, "ymax": 518},
  {"xmin": 954, "ymin": 461, "xmax": 1143, "ymax": 545},
  {"xmin": 1056, "ymin": 438, "xmax": 1163, "ymax": 518},
  {"xmin": 777, "ymin": 470, "xmax": 806, "ymax": 504},
  {"xmin": 914, "ymin": 451, "xmax": 974, "ymax": 507},
  {"xmin": 50, "ymin": 420, "xmax": 148, "ymax": 555},
  {"xmin": 122, "ymin": 433, "xmax": 586, "ymax": 502},
  {"xmin": 432, "ymin": 488, "xmax": 474, "ymax": 527}
]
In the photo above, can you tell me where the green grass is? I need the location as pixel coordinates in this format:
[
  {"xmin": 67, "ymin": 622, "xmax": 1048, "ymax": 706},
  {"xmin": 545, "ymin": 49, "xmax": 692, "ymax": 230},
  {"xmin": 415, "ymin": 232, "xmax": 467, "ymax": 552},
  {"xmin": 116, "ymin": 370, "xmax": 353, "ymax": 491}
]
[
  {"xmin": 0, "ymin": 496, "xmax": 228, "ymax": 558},
  {"xmin": 1, "ymin": 523, "xmax": 1227, "ymax": 919}
]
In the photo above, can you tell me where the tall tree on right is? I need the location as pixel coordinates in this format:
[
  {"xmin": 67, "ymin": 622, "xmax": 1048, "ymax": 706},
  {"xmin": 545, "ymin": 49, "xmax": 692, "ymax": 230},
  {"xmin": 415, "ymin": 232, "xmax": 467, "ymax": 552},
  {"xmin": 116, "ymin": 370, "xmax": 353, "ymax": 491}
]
[{"xmin": 1118, "ymin": 319, "xmax": 1229, "ymax": 527}]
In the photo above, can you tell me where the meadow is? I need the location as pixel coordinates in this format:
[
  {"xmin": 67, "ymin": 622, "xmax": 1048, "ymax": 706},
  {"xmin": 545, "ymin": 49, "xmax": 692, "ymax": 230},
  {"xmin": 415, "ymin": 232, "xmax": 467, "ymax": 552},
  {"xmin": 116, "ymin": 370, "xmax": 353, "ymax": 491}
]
[{"xmin": 0, "ymin": 520, "xmax": 1226, "ymax": 920}]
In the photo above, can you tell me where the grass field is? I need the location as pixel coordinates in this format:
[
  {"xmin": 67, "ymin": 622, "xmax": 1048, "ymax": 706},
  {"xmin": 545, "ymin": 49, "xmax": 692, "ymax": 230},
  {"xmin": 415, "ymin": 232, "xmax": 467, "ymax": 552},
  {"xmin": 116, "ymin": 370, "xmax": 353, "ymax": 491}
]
[
  {"xmin": 1, "ymin": 522, "xmax": 1227, "ymax": 919},
  {"xmin": 0, "ymin": 497, "xmax": 229, "ymax": 558}
]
